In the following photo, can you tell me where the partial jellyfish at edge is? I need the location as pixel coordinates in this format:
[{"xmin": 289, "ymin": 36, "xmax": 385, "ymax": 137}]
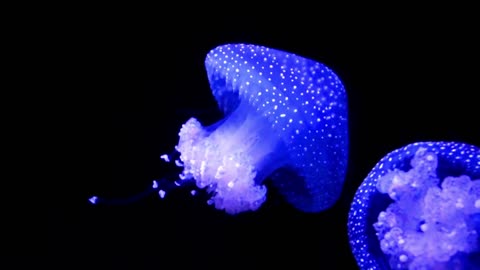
[
  {"xmin": 91, "ymin": 43, "xmax": 349, "ymax": 215},
  {"xmin": 348, "ymin": 141, "xmax": 480, "ymax": 270}
]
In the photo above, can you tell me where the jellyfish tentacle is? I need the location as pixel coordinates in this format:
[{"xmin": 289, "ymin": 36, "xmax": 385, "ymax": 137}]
[
  {"xmin": 88, "ymin": 184, "xmax": 157, "ymax": 206},
  {"xmin": 88, "ymin": 178, "xmax": 196, "ymax": 206}
]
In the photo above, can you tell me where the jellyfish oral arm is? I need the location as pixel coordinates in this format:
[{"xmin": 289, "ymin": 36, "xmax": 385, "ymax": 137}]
[
  {"xmin": 175, "ymin": 101, "xmax": 287, "ymax": 214},
  {"xmin": 374, "ymin": 147, "xmax": 480, "ymax": 269},
  {"xmin": 348, "ymin": 142, "xmax": 480, "ymax": 270}
]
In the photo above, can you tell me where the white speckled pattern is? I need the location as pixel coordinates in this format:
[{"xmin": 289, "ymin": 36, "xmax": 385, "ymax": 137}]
[{"xmin": 203, "ymin": 44, "xmax": 349, "ymax": 212}]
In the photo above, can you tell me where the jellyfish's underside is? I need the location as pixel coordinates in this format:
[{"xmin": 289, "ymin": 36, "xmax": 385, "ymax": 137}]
[
  {"xmin": 175, "ymin": 43, "xmax": 349, "ymax": 214},
  {"xmin": 348, "ymin": 142, "xmax": 480, "ymax": 270}
]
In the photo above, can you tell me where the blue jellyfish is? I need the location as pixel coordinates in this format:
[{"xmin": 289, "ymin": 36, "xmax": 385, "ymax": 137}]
[
  {"xmin": 348, "ymin": 141, "xmax": 480, "ymax": 269},
  {"xmin": 92, "ymin": 43, "xmax": 349, "ymax": 215}
]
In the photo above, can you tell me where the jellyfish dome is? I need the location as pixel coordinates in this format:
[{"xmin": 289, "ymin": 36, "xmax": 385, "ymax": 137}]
[
  {"xmin": 348, "ymin": 141, "xmax": 480, "ymax": 270},
  {"xmin": 175, "ymin": 43, "xmax": 349, "ymax": 214}
]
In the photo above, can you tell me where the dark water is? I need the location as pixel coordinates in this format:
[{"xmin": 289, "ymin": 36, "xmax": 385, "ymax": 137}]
[{"xmin": 48, "ymin": 19, "xmax": 479, "ymax": 270}]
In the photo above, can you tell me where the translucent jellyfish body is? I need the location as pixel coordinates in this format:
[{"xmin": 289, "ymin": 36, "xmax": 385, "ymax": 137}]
[
  {"xmin": 348, "ymin": 141, "xmax": 480, "ymax": 270},
  {"xmin": 175, "ymin": 43, "xmax": 349, "ymax": 214}
]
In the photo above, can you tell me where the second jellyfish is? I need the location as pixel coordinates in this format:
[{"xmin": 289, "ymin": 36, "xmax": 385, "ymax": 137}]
[{"xmin": 348, "ymin": 141, "xmax": 480, "ymax": 270}]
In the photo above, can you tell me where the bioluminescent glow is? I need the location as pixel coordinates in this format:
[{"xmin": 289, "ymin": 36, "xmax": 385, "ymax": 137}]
[
  {"xmin": 91, "ymin": 43, "xmax": 349, "ymax": 215},
  {"xmin": 174, "ymin": 43, "xmax": 349, "ymax": 214},
  {"xmin": 348, "ymin": 141, "xmax": 480, "ymax": 270}
]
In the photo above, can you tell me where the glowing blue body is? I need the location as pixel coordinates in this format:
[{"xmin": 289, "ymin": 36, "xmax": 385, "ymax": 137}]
[
  {"xmin": 175, "ymin": 44, "xmax": 349, "ymax": 213},
  {"xmin": 348, "ymin": 141, "xmax": 480, "ymax": 269}
]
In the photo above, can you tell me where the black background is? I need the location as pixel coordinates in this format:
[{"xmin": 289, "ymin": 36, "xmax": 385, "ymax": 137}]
[{"xmin": 48, "ymin": 10, "xmax": 479, "ymax": 270}]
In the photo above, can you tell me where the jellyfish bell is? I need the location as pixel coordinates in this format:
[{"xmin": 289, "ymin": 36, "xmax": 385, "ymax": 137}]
[
  {"xmin": 175, "ymin": 43, "xmax": 349, "ymax": 214},
  {"xmin": 348, "ymin": 141, "xmax": 480, "ymax": 270},
  {"xmin": 91, "ymin": 43, "xmax": 349, "ymax": 215}
]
